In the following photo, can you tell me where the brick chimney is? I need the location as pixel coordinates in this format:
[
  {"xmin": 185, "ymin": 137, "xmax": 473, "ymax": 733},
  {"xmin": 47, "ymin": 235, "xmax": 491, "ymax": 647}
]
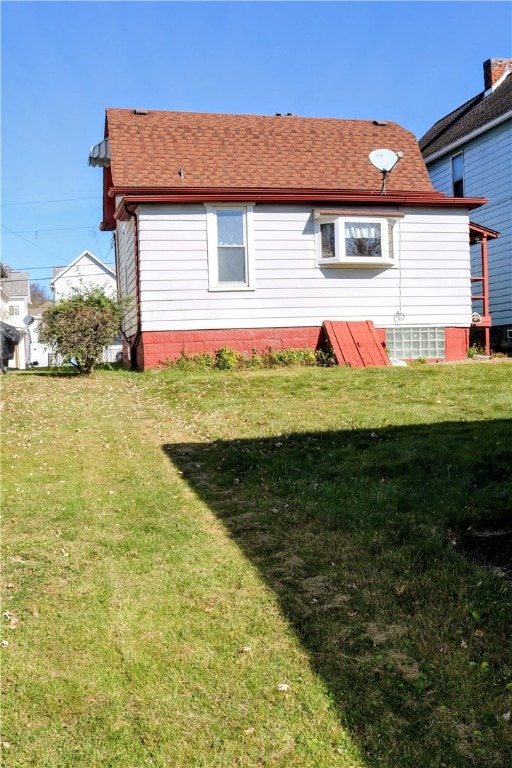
[{"xmin": 483, "ymin": 58, "xmax": 512, "ymax": 91}]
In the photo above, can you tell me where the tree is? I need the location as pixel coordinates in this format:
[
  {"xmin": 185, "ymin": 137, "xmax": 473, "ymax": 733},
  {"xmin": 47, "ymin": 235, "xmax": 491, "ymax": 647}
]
[
  {"xmin": 38, "ymin": 287, "xmax": 127, "ymax": 375},
  {"xmin": 30, "ymin": 282, "xmax": 51, "ymax": 308}
]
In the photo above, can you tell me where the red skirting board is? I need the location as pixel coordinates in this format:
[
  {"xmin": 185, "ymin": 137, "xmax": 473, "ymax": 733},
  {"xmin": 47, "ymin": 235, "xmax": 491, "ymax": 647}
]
[{"xmin": 323, "ymin": 320, "xmax": 391, "ymax": 368}]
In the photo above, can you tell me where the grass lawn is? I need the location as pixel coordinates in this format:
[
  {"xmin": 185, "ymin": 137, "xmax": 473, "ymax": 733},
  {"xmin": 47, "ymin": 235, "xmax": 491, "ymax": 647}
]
[{"xmin": 1, "ymin": 361, "xmax": 511, "ymax": 767}]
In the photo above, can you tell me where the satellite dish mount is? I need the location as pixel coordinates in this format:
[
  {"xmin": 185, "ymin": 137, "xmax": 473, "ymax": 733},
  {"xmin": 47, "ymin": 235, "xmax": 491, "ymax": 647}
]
[{"xmin": 369, "ymin": 149, "xmax": 403, "ymax": 195}]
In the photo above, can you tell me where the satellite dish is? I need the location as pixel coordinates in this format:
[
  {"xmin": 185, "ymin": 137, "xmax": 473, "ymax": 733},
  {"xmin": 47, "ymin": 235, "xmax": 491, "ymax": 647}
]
[
  {"xmin": 368, "ymin": 148, "xmax": 403, "ymax": 194},
  {"xmin": 369, "ymin": 149, "xmax": 401, "ymax": 172},
  {"xmin": 23, "ymin": 315, "xmax": 35, "ymax": 326}
]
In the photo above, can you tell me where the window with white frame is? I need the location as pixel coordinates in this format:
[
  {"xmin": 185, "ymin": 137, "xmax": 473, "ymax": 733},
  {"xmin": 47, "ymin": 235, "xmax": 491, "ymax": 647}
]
[
  {"xmin": 316, "ymin": 213, "xmax": 398, "ymax": 267},
  {"xmin": 206, "ymin": 205, "xmax": 255, "ymax": 290},
  {"xmin": 8, "ymin": 305, "xmax": 20, "ymax": 316},
  {"xmin": 451, "ymin": 153, "xmax": 464, "ymax": 197}
]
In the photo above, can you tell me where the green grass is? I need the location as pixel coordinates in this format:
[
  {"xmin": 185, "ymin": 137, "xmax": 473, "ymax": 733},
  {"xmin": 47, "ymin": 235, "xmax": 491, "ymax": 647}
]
[{"xmin": 2, "ymin": 362, "xmax": 511, "ymax": 767}]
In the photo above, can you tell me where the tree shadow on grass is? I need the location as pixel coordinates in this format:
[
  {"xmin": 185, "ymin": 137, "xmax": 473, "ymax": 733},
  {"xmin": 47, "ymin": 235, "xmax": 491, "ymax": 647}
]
[{"xmin": 163, "ymin": 419, "xmax": 512, "ymax": 768}]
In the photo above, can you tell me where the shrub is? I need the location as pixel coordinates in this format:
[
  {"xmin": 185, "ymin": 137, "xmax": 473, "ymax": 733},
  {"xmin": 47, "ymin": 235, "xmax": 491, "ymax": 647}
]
[
  {"xmin": 214, "ymin": 347, "xmax": 242, "ymax": 370},
  {"xmin": 165, "ymin": 350, "xmax": 215, "ymax": 370},
  {"xmin": 38, "ymin": 287, "xmax": 128, "ymax": 375},
  {"xmin": 163, "ymin": 346, "xmax": 337, "ymax": 371},
  {"xmin": 468, "ymin": 344, "xmax": 486, "ymax": 358}
]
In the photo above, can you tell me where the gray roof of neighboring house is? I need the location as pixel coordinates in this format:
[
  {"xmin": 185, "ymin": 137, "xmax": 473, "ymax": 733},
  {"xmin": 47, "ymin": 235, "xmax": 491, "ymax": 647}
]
[
  {"xmin": 419, "ymin": 73, "xmax": 512, "ymax": 158},
  {"xmin": 1, "ymin": 271, "xmax": 30, "ymax": 298}
]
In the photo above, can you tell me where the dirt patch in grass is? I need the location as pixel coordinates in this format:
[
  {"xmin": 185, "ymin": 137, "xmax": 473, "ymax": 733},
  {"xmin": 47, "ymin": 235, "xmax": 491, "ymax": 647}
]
[{"xmin": 450, "ymin": 526, "xmax": 512, "ymax": 579}]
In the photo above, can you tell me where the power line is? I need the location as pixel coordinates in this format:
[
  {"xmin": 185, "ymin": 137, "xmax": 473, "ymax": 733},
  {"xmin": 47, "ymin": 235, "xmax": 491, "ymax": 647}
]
[{"xmin": 1, "ymin": 224, "xmax": 68, "ymax": 263}]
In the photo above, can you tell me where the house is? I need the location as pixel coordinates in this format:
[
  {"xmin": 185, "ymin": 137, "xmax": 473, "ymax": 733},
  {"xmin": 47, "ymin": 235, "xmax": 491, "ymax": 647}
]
[
  {"xmin": 51, "ymin": 250, "xmax": 122, "ymax": 363},
  {"xmin": 0, "ymin": 264, "xmax": 10, "ymax": 321},
  {"xmin": 26, "ymin": 302, "xmax": 53, "ymax": 368},
  {"xmin": 0, "ymin": 268, "xmax": 31, "ymax": 369},
  {"xmin": 51, "ymin": 250, "xmax": 117, "ymax": 300},
  {"xmin": 89, "ymin": 108, "xmax": 487, "ymax": 370},
  {"xmin": 420, "ymin": 58, "xmax": 512, "ymax": 352}
]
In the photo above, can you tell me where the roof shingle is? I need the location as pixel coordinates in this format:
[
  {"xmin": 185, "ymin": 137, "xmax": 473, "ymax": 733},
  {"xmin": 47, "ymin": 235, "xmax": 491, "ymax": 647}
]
[
  {"xmin": 105, "ymin": 109, "xmax": 434, "ymax": 194},
  {"xmin": 419, "ymin": 74, "xmax": 512, "ymax": 158}
]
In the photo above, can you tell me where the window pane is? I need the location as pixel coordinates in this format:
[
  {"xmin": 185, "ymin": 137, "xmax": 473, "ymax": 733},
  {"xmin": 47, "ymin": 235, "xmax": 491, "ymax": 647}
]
[
  {"xmin": 345, "ymin": 221, "xmax": 382, "ymax": 257},
  {"xmin": 218, "ymin": 246, "xmax": 246, "ymax": 283},
  {"xmin": 452, "ymin": 154, "xmax": 463, "ymax": 180},
  {"xmin": 320, "ymin": 222, "xmax": 336, "ymax": 258},
  {"xmin": 217, "ymin": 209, "xmax": 244, "ymax": 246},
  {"xmin": 452, "ymin": 154, "xmax": 464, "ymax": 196}
]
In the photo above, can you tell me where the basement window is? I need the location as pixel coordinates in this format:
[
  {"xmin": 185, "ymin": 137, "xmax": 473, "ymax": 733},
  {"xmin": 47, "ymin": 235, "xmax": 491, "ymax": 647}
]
[
  {"xmin": 386, "ymin": 327, "xmax": 445, "ymax": 359},
  {"xmin": 315, "ymin": 213, "xmax": 398, "ymax": 267}
]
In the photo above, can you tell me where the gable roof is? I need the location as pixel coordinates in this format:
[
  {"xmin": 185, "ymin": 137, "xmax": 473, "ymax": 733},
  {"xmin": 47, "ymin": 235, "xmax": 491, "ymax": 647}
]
[
  {"xmin": 419, "ymin": 72, "xmax": 512, "ymax": 159},
  {"xmin": 1, "ymin": 271, "xmax": 30, "ymax": 299},
  {"xmin": 104, "ymin": 108, "xmax": 433, "ymax": 193},
  {"xmin": 51, "ymin": 251, "xmax": 116, "ymax": 286}
]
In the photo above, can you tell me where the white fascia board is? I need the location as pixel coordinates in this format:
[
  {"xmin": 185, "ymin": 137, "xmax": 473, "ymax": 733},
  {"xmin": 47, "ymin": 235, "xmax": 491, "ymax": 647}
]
[{"xmin": 423, "ymin": 110, "xmax": 512, "ymax": 164}]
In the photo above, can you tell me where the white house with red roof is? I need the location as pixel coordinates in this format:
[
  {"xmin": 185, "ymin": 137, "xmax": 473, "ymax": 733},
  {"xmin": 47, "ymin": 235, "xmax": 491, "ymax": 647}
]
[{"xmin": 89, "ymin": 109, "xmax": 486, "ymax": 369}]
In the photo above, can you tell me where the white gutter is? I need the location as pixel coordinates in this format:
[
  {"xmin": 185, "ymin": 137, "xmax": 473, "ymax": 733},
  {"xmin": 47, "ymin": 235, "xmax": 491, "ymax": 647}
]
[{"xmin": 422, "ymin": 109, "xmax": 512, "ymax": 164}]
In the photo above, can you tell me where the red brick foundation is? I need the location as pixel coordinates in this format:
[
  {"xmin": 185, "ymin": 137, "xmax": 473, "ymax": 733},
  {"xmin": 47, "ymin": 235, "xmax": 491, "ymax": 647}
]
[
  {"xmin": 127, "ymin": 325, "xmax": 469, "ymax": 370},
  {"xmin": 134, "ymin": 327, "xmax": 324, "ymax": 369}
]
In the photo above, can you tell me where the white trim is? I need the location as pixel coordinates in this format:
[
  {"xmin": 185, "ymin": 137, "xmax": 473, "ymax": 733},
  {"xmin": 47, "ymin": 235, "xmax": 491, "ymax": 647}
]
[
  {"xmin": 50, "ymin": 250, "xmax": 116, "ymax": 288},
  {"xmin": 206, "ymin": 205, "xmax": 255, "ymax": 291},
  {"xmin": 423, "ymin": 110, "xmax": 512, "ymax": 164},
  {"xmin": 315, "ymin": 214, "xmax": 397, "ymax": 269}
]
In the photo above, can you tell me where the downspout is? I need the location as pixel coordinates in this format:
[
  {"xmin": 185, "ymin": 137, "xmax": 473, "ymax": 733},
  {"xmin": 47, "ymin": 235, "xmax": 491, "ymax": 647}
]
[{"xmin": 125, "ymin": 205, "xmax": 142, "ymax": 369}]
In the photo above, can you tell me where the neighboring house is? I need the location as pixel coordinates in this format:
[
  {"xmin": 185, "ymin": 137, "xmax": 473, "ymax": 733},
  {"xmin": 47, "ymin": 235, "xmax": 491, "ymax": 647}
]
[
  {"xmin": 0, "ymin": 269, "xmax": 31, "ymax": 369},
  {"xmin": 51, "ymin": 249, "xmax": 117, "ymax": 300},
  {"xmin": 89, "ymin": 108, "xmax": 487, "ymax": 370},
  {"xmin": 0, "ymin": 264, "xmax": 10, "ymax": 321},
  {"xmin": 27, "ymin": 302, "xmax": 53, "ymax": 368},
  {"xmin": 51, "ymin": 250, "xmax": 122, "ymax": 363},
  {"xmin": 420, "ymin": 58, "xmax": 512, "ymax": 351}
]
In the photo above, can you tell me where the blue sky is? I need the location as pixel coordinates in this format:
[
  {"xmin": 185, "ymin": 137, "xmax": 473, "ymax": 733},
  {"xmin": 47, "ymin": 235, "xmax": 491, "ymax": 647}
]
[{"xmin": 2, "ymin": 0, "xmax": 511, "ymax": 289}]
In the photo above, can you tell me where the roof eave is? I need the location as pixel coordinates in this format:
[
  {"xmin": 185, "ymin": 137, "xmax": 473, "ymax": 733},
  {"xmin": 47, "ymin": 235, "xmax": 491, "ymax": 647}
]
[
  {"xmin": 109, "ymin": 188, "xmax": 487, "ymax": 225},
  {"xmin": 422, "ymin": 109, "xmax": 512, "ymax": 163}
]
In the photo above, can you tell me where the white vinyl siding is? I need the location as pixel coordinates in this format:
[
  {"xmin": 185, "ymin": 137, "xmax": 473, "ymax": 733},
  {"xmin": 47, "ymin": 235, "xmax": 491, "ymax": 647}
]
[
  {"xmin": 425, "ymin": 119, "xmax": 512, "ymax": 325},
  {"xmin": 132, "ymin": 204, "xmax": 472, "ymax": 333},
  {"xmin": 116, "ymin": 218, "xmax": 138, "ymax": 337}
]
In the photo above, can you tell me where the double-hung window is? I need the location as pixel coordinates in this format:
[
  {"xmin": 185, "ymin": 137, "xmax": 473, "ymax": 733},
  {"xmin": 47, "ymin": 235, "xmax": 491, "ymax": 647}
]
[
  {"xmin": 315, "ymin": 212, "xmax": 399, "ymax": 267},
  {"xmin": 206, "ymin": 205, "xmax": 255, "ymax": 290}
]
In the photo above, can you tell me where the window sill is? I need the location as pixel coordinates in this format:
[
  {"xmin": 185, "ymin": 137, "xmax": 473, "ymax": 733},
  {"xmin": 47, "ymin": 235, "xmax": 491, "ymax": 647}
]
[
  {"xmin": 318, "ymin": 259, "xmax": 396, "ymax": 269},
  {"xmin": 208, "ymin": 285, "xmax": 256, "ymax": 292}
]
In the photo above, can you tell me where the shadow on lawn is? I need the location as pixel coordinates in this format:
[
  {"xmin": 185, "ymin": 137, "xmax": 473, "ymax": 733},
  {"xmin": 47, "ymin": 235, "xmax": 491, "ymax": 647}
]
[{"xmin": 163, "ymin": 419, "xmax": 512, "ymax": 768}]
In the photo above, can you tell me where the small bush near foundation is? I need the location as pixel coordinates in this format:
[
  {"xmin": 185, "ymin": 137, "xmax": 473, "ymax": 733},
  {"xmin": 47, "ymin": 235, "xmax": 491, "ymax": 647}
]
[
  {"xmin": 163, "ymin": 346, "xmax": 336, "ymax": 370},
  {"xmin": 315, "ymin": 348, "xmax": 337, "ymax": 367},
  {"xmin": 215, "ymin": 347, "xmax": 242, "ymax": 370},
  {"xmin": 166, "ymin": 350, "xmax": 215, "ymax": 370}
]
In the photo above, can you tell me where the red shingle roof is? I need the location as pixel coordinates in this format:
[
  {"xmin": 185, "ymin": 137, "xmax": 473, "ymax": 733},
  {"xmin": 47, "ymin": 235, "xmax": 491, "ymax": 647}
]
[{"xmin": 105, "ymin": 109, "xmax": 434, "ymax": 193}]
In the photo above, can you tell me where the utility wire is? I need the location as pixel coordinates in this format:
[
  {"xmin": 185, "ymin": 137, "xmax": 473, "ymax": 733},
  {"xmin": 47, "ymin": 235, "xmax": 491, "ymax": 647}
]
[{"xmin": 1, "ymin": 224, "xmax": 68, "ymax": 263}]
